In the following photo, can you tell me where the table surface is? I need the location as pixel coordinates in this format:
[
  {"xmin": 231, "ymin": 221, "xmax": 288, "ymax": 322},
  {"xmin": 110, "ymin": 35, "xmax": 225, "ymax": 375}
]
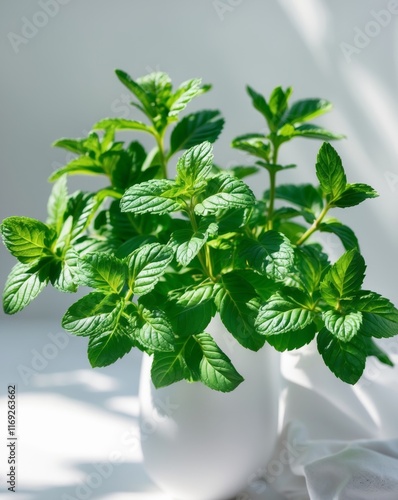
[{"xmin": 0, "ymin": 319, "xmax": 284, "ymax": 500}]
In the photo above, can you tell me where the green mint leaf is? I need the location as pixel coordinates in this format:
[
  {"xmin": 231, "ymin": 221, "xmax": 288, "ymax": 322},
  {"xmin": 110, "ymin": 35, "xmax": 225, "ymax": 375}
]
[
  {"xmin": 195, "ymin": 333, "xmax": 244, "ymax": 392},
  {"xmin": 115, "ymin": 69, "xmax": 155, "ymax": 118},
  {"xmin": 170, "ymin": 110, "xmax": 224, "ymax": 154},
  {"xmin": 274, "ymin": 184, "xmax": 323, "ymax": 215},
  {"xmin": 151, "ymin": 342, "xmax": 187, "ymax": 388},
  {"xmin": 95, "ymin": 200, "xmax": 138, "ymax": 242},
  {"xmin": 319, "ymin": 220, "xmax": 359, "ymax": 251},
  {"xmin": 275, "ymin": 123, "xmax": 300, "ymax": 139},
  {"xmin": 176, "ymin": 282, "xmax": 215, "ymax": 307},
  {"xmin": 290, "ymin": 124, "xmax": 345, "ymax": 141},
  {"xmin": 47, "ymin": 175, "xmax": 68, "ymax": 234},
  {"xmin": 315, "ymin": 142, "xmax": 347, "ymax": 201},
  {"xmin": 136, "ymin": 72, "xmax": 173, "ymax": 130},
  {"xmin": 182, "ymin": 336, "xmax": 203, "ymax": 382},
  {"xmin": 266, "ymin": 323, "xmax": 316, "ymax": 352},
  {"xmin": 88, "ymin": 315, "xmax": 134, "ymax": 367},
  {"xmin": 136, "ymin": 307, "xmax": 175, "ymax": 352},
  {"xmin": 110, "ymin": 142, "xmax": 147, "ymax": 190},
  {"xmin": 269, "ymin": 86, "xmax": 292, "ymax": 124},
  {"xmin": 283, "ymin": 98, "xmax": 333, "ymax": 125},
  {"xmin": 52, "ymin": 137, "xmax": 88, "ymax": 155},
  {"xmin": 210, "ymin": 245, "xmax": 246, "ymax": 274},
  {"xmin": 93, "ymin": 118, "xmax": 153, "ymax": 135},
  {"xmin": 55, "ymin": 216, "xmax": 74, "ymax": 252},
  {"xmin": 127, "ymin": 139, "xmax": 147, "ymax": 162},
  {"xmin": 95, "ymin": 187, "xmax": 123, "ymax": 204},
  {"xmin": 169, "ymin": 219, "xmax": 218, "ymax": 267},
  {"xmin": 276, "ymin": 123, "xmax": 309, "ymax": 141},
  {"xmin": 121, "ymin": 179, "xmax": 182, "ymax": 215},
  {"xmin": 1, "ymin": 216, "xmax": 54, "ymax": 264},
  {"xmin": 50, "ymin": 248, "xmax": 79, "ymax": 293},
  {"xmin": 215, "ymin": 272, "xmax": 265, "ymax": 351},
  {"xmin": 246, "ymin": 85, "xmax": 273, "ymax": 127},
  {"xmin": 125, "ymin": 211, "xmax": 171, "ymax": 237},
  {"xmin": 234, "ymin": 269, "xmax": 280, "ymax": 301},
  {"xmin": 320, "ymin": 249, "xmax": 366, "ymax": 306},
  {"xmin": 97, "ymin": 129, "xmax": 117, "ymax": 152},
  {"xmin": 64, "ymin": 192, "xmax": 100, "ymax": 241},
  {"xmin": 127, "ymin": 243, "xmax": 173, "ymax": 295},
  {"xmin": 137, "ymin": 72, "xmax": 172, "ymax": 104},
  {"xmin": 78, "ymin": 252, "xmax": 127, "ymax": 293},
  {"xmin": 98, "ymin": 151, "xmax": 129, "ymax": 179},
  {"xmin": 141, "ymin": 266, "xmax": 196, "ymax": 297},
  {"xmin": 176, "ymin": 142, "xmax": 214, "ymax": 189},
  {"xmin": 62, "ymin": 292, "xmax": 122, "ymax": 336},
  {"xmin": 332, "ymin": 183, "xmax": 379, "ymax": 208},
  {"xmin": 115, "ymin": 235, "xmax": 158, "ymax": 259},
  {"xmin": 289, "ymin": 245, "xmax": 329, "ymax": 295},
  {"xmin": 228, "ymin": 166, "xmax": 259, "ymax": 179},
  {"xmin": 362, "ymin": 337, "xmax": 394, "ymax": 367},
  {"xmin": 216, "ymin": 207, "xmax": 249, "ymax": 234},
  {"xmin": 317, "ymin": 327, "xmax": 366, "ymax": 384},
  {"xmin": 231, "ymin": 135, "xmax": 271, "ymax": 161},
  {"xmin": 240, "ymin": 230, "xmax": 294, "ymax": 280},
  {"xmin": 256, "ymin": 289, "xmax": 314, "ymax": 336},
  {"xmin": 49, "ymin": 156, "xmax": 104, "ymax": 182},
  {"xmin": 323, "ymin": 310, "xmax": 363, "ymax": 342},
  {"xmin": 3, "ymin": 260, "xmax": 51, "ymax": 314},
  {"xmin": 135, "ymin": 164, "xmax": 161, "ymax": 183},
  {"xmin": 272, "ymin": 206, "xmax": 304, "ymax": 221},
  {"xmin": 195, "ymin": 174, "xmax": 255, "ymax": 216},
  {"xmin": 352, "ymin": 292, "xmax": 398, "ymax": 339},
  {"xmin": 277, "ymin": 221, "xmax": 308, "ymax": 244},
  {"xmin": 165, "ymin": 299, "xmax": 216, "ymax": 336},
  {"xmin": 74, "ymin": 235, "xmax": 120, "ymax": 257},
  {"xmin": 168, "ymin": 78, "xmax": 203, "ymax": 117},
  {"xmin": 256, "ymin": 161, "xmax": 296, "ymax": 175},
  {"xmin": 353, "ymin": 291, "xmax": 398, "ymax": 321},
  {"xmin": 360, "ymin": 314, "xmax": 398, "ymax": 339},
  {"xmin": 100, "ymin": 150, "xmax": 132, "ymax": 188},
  {"xmin": 81, "ymin": 132, "xmax": 101, "ymax": 154}
]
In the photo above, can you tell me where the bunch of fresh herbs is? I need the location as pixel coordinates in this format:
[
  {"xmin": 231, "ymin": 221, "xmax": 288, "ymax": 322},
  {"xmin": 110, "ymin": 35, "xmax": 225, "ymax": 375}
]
[{"xmin": 2, "ymin": 70, "xmax": 397, "ymax": 392}]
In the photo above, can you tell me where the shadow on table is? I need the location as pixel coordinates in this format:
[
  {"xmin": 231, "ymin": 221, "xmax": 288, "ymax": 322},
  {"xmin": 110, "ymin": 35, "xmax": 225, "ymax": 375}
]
[{"xmin": 18, "ymin": 462, "xmax": 160, "ymax": 499}]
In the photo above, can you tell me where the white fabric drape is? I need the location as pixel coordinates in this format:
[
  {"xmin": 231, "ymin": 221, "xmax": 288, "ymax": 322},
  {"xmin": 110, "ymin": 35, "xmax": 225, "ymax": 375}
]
[{"xmin": 248, "ymin": 339, "xmax": 398, "ymax": 499}]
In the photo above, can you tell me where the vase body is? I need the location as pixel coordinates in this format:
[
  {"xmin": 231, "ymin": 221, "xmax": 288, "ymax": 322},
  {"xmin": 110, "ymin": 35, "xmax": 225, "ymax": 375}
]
[{"xmin": 139, "ymin": 316, "xmax": 280, "ymax": 500}]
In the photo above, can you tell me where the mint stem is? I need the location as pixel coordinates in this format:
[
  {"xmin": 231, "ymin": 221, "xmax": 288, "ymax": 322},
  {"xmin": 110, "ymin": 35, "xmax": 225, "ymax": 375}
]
[
  {"xmin": 296, "ymin": 203, "xmax": 330, "ymax": 245},
  {"xmin": 266, "ymin": 170, "xmax": 276, "ymax": 230},
  {"xmin": 155, "ymin": 131, "xmax": 168, "ymax": 178},
  {"xmin": 266, "ymin": 142, "xmax": 279, "ymax": 231},
  {"xmin": 187, "ymin": 203, "xmax": 214, "ymax": 281}
]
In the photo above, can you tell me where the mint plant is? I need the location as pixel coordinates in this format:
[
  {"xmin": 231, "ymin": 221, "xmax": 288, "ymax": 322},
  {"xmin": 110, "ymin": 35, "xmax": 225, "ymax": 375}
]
[{"xmin": 2, "ymin": 70, "xmax": 398, "ymax": 392}]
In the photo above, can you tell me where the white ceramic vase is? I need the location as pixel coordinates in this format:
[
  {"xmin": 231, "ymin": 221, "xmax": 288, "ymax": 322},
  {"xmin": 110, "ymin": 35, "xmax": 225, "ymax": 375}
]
[{"xmin": 139, "ymin": 316, "xmax": 281, "ymax": 500}]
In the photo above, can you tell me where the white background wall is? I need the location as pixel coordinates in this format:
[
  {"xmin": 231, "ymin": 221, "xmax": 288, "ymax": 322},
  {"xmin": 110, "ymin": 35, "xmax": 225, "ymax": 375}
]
[
  {"xmin": 1, "ymin": 0, "xmax": 397, "ymax": 321},
  {"xmin": 0, "ymin": 3, "xmax": 398, "ymax": 499}
]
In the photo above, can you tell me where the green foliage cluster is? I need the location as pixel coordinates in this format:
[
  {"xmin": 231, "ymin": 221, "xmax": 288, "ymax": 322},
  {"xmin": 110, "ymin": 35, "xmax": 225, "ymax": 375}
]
[{"xmin": 2, "ymin": 71, "xmax": 397, "ymax": 392}]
